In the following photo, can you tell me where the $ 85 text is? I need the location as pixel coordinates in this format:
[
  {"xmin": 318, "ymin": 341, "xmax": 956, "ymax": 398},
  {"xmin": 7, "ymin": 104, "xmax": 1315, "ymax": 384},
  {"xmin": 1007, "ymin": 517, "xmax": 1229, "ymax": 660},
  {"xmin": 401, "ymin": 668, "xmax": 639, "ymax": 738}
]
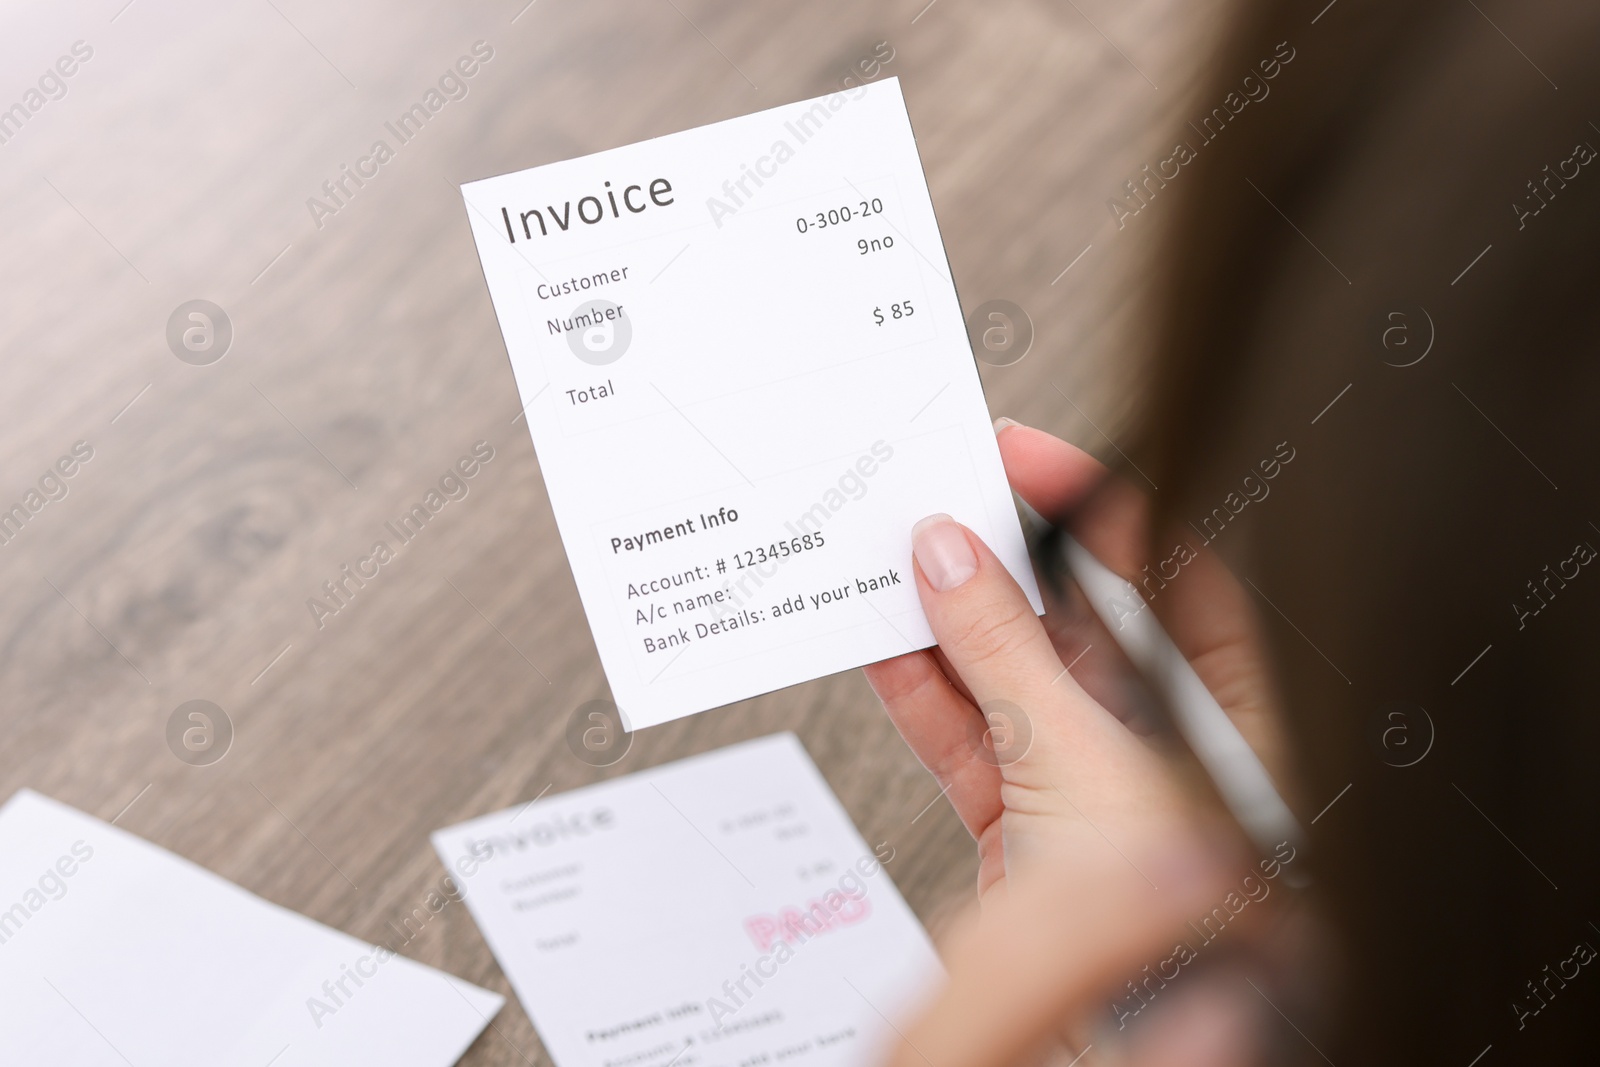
[{"xmin": 873, "ymin": 301, "xmax": 915, "ymax": 326}]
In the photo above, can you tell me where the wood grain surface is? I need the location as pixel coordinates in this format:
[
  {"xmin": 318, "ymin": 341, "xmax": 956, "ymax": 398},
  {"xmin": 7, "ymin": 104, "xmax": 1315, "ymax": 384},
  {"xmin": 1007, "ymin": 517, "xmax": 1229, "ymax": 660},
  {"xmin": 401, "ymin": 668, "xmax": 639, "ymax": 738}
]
[{"xmin": 0, "ymin": 0, "xmax": 1224, "ymax": 1061}]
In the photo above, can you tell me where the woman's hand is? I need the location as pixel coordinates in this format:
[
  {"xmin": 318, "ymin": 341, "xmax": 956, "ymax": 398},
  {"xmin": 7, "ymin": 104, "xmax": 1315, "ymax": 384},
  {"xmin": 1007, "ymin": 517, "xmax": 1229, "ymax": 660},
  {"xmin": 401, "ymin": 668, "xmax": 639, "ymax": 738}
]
[
  {"xmin": 864, "ymin": 420, "xmax": 1276, "ymax": 898},
  {"xmin": 863, "ymin": 420, "xmax": 1304, "ymax": 1067}
]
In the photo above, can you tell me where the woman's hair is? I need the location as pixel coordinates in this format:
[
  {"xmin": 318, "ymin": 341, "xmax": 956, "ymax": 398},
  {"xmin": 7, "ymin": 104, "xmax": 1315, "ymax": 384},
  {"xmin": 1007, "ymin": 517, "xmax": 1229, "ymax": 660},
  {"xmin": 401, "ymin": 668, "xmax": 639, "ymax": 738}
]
[{"xmin": 1140, "ymin": 0, "xmax": 1600, "ymax": 1061}]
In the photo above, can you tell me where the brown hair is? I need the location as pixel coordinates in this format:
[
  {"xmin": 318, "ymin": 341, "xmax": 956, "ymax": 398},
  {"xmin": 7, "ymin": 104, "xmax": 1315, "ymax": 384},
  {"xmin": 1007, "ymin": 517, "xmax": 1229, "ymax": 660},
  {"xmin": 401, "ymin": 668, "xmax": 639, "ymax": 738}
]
[{"xmin": 1140, "ymin": 0, "xmax": 1600, "ymax": 1060}]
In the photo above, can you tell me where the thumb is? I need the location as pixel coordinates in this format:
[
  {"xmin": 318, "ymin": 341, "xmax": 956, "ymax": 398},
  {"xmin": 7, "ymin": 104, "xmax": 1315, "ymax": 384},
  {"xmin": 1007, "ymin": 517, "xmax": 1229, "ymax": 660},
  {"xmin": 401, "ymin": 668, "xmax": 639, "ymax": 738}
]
[
  {"xmin": 910, "ymin": 513, "xmax": 1111, "ymax": 767},
  {"xmin": 910, "ymin": 513, "xmax": 1062, "ymax": 707}
]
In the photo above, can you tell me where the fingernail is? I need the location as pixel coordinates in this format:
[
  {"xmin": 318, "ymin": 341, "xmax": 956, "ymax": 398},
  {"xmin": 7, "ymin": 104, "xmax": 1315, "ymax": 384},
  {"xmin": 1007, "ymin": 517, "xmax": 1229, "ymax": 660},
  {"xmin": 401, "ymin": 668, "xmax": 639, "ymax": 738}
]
[
  {"xmin": 912, "ymin": 514, "xmax": 978, "ymax": 591},
  {"xmin": 993, "ymin": 416, "xmax": 1020, "ymax": 433}
]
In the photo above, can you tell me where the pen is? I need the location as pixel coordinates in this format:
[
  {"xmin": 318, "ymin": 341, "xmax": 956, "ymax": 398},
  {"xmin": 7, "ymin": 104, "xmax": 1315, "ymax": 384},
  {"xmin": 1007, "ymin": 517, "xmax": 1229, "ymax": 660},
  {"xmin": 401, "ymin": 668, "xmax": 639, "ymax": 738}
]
[{"xmin": 1022, "ymin": 501, "xmax": 1309, "ymax": 873}]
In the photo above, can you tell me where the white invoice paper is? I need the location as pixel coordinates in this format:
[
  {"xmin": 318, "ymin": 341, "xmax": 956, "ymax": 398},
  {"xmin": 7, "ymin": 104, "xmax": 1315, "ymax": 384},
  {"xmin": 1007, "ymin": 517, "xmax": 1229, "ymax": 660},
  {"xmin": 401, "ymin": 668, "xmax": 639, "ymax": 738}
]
[
  {"xmin": 461, "ymin": 76, "xmax": 1041, "ymax": 729},
  {"xmin": 0, "ymin": 789, "xmax": 502, "ymax": 1067},
  {"xmin": 431, "ymin": 733, "xmax": 941, "ymax": 1067}
]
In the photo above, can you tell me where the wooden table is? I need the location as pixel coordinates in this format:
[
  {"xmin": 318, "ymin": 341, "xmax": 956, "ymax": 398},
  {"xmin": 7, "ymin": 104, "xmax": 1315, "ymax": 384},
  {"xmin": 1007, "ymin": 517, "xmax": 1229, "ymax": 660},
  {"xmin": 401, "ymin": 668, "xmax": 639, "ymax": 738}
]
[{"xmin": 0, "ymin": 0, "xmax": 1220, "ymax": 1060}]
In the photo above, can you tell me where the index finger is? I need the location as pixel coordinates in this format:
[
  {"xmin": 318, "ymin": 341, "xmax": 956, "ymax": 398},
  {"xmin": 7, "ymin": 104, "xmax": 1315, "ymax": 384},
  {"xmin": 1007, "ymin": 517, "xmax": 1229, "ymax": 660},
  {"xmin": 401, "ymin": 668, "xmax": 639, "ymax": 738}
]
[{"xmin": 994, "ymin": 420, "xmax": 1108, "ymax": 519}]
